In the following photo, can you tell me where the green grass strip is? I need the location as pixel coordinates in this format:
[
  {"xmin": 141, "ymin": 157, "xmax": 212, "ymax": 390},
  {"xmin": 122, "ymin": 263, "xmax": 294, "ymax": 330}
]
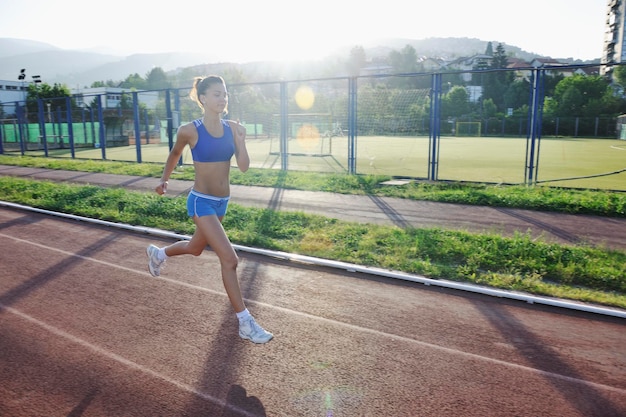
[
  {"xmin": 1, "ymin": 176, "xmax": 624, "ymax": 310},
  {"xmin": 1, "ymin": 155, "xmax": 624, "ymax": 217}
]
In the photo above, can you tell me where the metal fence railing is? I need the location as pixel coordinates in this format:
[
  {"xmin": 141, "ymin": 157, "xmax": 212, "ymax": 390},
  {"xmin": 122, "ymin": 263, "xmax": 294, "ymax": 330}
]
[{"xmin": 2, "ymin": 65, "xmax": 625, "ymax": 191}]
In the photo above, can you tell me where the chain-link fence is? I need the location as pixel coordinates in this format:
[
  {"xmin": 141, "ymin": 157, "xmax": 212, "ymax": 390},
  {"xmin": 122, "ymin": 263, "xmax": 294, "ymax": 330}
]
[{"xmin": 2, "ymin": 65, "xmax": 625, "ymax": 190}]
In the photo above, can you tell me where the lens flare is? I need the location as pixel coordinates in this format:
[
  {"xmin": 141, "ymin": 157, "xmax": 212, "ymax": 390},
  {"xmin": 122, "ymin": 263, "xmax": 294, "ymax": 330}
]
[
  {"xmin": 295, "ymin": 85, "xmax": 315, "ymax": 110},
  {"xmin": 296, "ymin": 123, "xmax": 320, "ymax": 152}
]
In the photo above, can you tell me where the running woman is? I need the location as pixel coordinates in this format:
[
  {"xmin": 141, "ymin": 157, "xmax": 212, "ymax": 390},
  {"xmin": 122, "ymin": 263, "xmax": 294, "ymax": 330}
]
[{"xmin": 147, "ymin": 75, "xmax": 273, "ymax": 344}]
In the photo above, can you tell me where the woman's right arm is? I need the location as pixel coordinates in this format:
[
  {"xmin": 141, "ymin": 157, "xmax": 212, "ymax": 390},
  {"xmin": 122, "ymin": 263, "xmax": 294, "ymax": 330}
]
[{"xmin": 155, "ymin": 124, "xmax": 192, "ymax": 195}]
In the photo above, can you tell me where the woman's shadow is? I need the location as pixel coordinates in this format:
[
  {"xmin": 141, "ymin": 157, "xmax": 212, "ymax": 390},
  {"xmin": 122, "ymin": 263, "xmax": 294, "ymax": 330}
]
[{"xmin": 220, "ymin": 384, "xmax": 266, "ymax": 417}]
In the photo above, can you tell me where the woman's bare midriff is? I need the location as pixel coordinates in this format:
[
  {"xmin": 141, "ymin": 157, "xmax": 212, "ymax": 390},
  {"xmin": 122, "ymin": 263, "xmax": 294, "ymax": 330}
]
[{"xmin": 192, "ymin": 160, "xmax": 231, "ymax": 197}]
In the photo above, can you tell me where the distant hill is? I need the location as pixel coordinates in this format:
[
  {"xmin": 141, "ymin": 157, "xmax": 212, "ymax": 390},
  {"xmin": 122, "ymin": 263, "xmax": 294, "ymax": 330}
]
[
  {"xmin": 364, "ymin": 37, "xmax": 533, "ymax": 60},
  {"xmin": 346, "ymin": 37, "xmax": 597, "ymax": 64},
  {"xmin": 0, "ymin": 38, "xmax": 216, "ymax": 87},
  {"xmin": 0, "ymin": 38, "xmax": 62, "ymax": 57},
  {"xmin": 0, "ymin": 37, "xmax": 599, "ymax": 87}
]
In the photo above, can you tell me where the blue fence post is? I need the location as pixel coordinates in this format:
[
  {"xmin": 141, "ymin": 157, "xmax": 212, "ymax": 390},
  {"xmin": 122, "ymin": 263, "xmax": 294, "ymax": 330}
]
[
  {"xmin": 0, "ymin": 116, "xmax": 3, "ymax": 154},
  {"xmin": 165, "ymin": 89, "xmax": 173, "ymax": 148},
  {"xmin": 144, "ymin": 108, "xmax": 150, "ymax": 145},
  {"xmin": 173, "ymin": 90, "xmax": 183, "ymax": 166},
  {"xmin": 525, "ymin": 71, "xmax": 536, "ymax": 185},
  {"xmin": 37, "ymin": 99, "xmax": 48, "ymax": 157},
  {"xmin": 55, "ymin": 106, "xmax": 63, "ymax": 149},
  {"xmin": 348, "ymin": 77, "xmax": 357, "ymax": 174},
  {"xmin": 132, "ymin": 91, "xmax": 142, "ymax": 163},
  {"xmin": 88, "ymin": 107, "xmax": 96, "ymax": 149},
  {"xmin": 66, "ymin": 97, "xmax": 75, "ymax": 158},
  {"xmin": 97, "ymin": 95, "xmax": 106, "ymax": 160},
  {"xmin": 16, "ymin": 103, "xmax": 26, "ymax": 155},
  {"xmin": 525, "ymin": 68, "xmax": 545, "ymax": 185},
  {"xmin": 81, "ymin": 107, "xmax": 88, "ymax": 147},
  {"xmin": 280, "ymin": 81, "xmax": 288, "ymax": 171},
  {"xmin": 428, "ymin": 73, "xmax": 442, "ymax": 181}
]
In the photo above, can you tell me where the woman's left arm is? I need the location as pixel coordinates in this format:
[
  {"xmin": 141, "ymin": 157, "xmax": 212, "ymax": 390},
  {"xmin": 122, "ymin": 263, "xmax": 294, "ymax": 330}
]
[{"xmin": 230, "ymin": 120, "xmax": 250, "ymax": 172}]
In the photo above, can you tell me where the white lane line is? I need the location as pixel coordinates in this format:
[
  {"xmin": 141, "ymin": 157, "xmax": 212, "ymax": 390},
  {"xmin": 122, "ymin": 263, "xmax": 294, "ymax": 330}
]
[
  {"xmin": 0, "ymin": 232, "xmax": 228, "ymax": 297},
  {"xmin": 3, "ymin": 232, "xmax": 626, "ymax": 396},
  {"xmin": 3, "ymin": 200, "xmax": 624, "ymax": 319},
  {"xmin": 0, "ymin": 303, "xmax": 261, "ymax": 417}
]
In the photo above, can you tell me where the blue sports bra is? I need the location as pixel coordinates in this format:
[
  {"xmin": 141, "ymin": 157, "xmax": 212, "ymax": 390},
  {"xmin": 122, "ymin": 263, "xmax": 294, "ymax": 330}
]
[{"xmin": 190, "ymin": 119, "xmax": 235, "ymax": 163}]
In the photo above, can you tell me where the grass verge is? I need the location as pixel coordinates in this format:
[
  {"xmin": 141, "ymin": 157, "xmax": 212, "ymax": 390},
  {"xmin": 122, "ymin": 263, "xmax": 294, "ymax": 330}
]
[
  {"xmin": 0, "ymin": 155, "xmax": 624, "ymax": 217},
  {"xmin": 1, "ymin": 175, "xmax": 624, "ymax": 310}
]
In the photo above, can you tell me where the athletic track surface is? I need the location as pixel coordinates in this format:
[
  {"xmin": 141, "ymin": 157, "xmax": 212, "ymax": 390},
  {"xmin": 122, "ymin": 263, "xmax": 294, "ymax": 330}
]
[{"xmin": 0, "ymin": 166, "xmax": 625, "ymax": 416}]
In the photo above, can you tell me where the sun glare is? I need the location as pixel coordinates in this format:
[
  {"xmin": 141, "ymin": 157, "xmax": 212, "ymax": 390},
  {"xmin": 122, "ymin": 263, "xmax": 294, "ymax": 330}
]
[{"xmin": 295, "ymin": 85, "xmax": 315, "ymax": 110}]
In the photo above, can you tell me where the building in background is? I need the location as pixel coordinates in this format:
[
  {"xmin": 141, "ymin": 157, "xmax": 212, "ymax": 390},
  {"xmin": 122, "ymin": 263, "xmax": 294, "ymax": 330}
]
[
  {"xmin": 602, "ymin": 0, "xmax": 626, "ymax": 76},
  {"xmin": 0, "ymin": 79, "xmax": 31, "ymax": 115},
  {"xmin": 69, "ymin": 87, "xmax": 159, "ymax": 110},
  {"xmin": 0, "ymin": 81, "xmax": 159, "ymax": 118}
]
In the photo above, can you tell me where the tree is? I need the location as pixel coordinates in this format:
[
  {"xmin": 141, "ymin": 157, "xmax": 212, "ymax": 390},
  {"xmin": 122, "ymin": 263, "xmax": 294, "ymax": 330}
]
[
  {"xmin": 470, "ymin": 58, "xmax": 490, "ymax": 86},
  {"xmin": 347, "ymin": 45, "xmax": 366, "ymax": 76},
  {"xmin": 356, "ymin": 84, "xmax": 394, "ymax": 135},
  {"xmin": 119, "ymin": 73, "xmax": 146, "ymax": 89},
  {"xmin": 543, "ymin": 73, "xmax": 565, "ymax": 97},
  {"xmin": 503, "ymin": 79, "xmax": 531, "ymax": 111},
  {"xmin": 145, "ymin": 67, "xmax": 170, "ymax": 90},
  {"xmin": 481, "ymin": 98, "xmax": 498, "ymax": 118},
  {"xmin": 542, "ymin": 72, "xmax": 626, "ymax": 136},
  {"xmin": 441, "ymin": 86, "xmax": 470, "ymax": 119},
  {"xmin": 613, "ymin": 64, "xmax": 626, "ymax": 87},
  {"xmin": 485, "ymin": 42, "xmax": 494, "ymax": 56},
  {"xmin": 557, "ymin": 87, "xmax": 585, "ymax": 116},
  {"xmin": 26, "ymin": 82, "xmax": 72, "ymax": 114},
  {"xmin": 482, "ymin": 43, "xmax": 514, "ymax": 111},
  {"xmin": 550, "ymin": 75, "xmax": 610, "ymax": 117},
  {"xmin": 389, "ymin": 44, "xmax": 418, "ymax": 74},
  {"xmin": 171, "ymin": 67, "xmax": 201, "ymax": 88},
  {"xmin": 119, "ymin": 92, "xmax": 133, "ymax": 110},
  {"xmin": 222, "ymin": 66, "xmax": 246, "ymax": 85},
  {"xmin": 388, "ymin": 45, "xmax": 420, "ymax": 88}
]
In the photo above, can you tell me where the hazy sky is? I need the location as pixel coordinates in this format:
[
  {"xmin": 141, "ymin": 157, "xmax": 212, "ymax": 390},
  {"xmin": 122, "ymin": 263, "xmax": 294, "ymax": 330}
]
[{"xmin": 0, "ymin": 0, "xmax": 608, "ymax": 62}]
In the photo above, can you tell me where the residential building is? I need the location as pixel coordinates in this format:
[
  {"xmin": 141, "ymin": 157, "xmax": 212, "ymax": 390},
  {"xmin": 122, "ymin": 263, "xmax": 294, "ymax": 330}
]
[{"xmin": 602, "ymin": 0, "xmax": 626, "ymax": 75}]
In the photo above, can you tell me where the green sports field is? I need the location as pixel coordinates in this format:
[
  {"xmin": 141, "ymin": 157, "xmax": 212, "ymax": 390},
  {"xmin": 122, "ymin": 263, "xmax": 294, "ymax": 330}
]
[{"xmin": 25, "ymin": 135, "xmax": 626, "ymax": 191}]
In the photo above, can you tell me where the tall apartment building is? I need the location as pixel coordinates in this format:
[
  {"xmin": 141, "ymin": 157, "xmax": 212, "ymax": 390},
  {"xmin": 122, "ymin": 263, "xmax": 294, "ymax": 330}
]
[{"xmin": 602, "ymin": 0, "xmax": 626, "ymax": 75}]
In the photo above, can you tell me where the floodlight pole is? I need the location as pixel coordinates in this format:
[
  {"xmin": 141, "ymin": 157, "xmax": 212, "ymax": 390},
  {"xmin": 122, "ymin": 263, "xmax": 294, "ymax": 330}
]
[{"xmin": 17, "ymin": 69, "xmax": 27, "ymax": 102}]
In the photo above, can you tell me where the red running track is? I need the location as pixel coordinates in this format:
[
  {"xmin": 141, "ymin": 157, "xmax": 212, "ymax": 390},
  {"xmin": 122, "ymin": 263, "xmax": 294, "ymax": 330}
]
[{"xmin": 1, "ymin": 206, "xmax": 625, "ymax": 417}]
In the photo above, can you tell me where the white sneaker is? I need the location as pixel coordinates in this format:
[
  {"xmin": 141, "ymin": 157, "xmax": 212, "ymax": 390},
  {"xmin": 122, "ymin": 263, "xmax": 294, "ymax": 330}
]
[
  {"xmin": 239, "ymin": 317, "xmax": 273, "ymax": 344},
  {"xmin": 146, "ymin": 244, "xmax": 164, "ymax": 277}
]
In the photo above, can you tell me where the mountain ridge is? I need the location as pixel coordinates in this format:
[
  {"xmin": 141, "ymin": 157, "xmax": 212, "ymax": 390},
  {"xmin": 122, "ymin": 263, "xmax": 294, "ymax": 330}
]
[{"xmin": 0, "ymin": 37, "xmax": 600, "ymax": 87}]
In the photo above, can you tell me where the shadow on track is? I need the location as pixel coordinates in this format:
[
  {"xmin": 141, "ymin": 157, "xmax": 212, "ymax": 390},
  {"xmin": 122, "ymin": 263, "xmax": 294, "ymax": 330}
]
[
  {"xmin": 473, "ymin": 300, "xmax": 624, "ymax": 417},
  {"xmin": 0, "ymin": 231, "xmax": 120, "ymax": 309},
  {"xmin": 179, "ymin": 251, "xmax": 268, "ymax": 416}
]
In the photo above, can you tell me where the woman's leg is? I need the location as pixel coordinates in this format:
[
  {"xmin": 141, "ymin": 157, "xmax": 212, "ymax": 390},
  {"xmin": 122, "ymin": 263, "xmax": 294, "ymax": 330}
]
[
  {"xmin": 163, "ymin": 229, "xmax": 209, "ymax": 257},
  {"xmin": 158, "ymin": 213, "xmax": 273, "ymax": 343},
  {"xmin": 192, "ymin": 214, "xmax": 246, "ymax": 313}
]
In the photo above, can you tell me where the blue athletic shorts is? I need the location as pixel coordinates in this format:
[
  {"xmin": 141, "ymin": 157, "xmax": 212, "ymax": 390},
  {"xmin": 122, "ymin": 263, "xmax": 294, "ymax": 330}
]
[{"xmin": 186, "ymin": 189, "xmax": 230, "ymax": 218}]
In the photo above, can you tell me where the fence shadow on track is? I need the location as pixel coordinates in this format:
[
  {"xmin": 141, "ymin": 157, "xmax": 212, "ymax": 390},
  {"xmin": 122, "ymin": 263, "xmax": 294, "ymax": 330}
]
[{"xmin": 472, "ymin": 300, "xmax": 625, "ymax": 417}]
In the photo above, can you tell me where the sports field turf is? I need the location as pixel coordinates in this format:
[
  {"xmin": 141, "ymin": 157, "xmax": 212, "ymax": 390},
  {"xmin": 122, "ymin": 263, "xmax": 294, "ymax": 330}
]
[{"xmin": 19, "ymin": 135, "xmax": 626, "ymax": 191}]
